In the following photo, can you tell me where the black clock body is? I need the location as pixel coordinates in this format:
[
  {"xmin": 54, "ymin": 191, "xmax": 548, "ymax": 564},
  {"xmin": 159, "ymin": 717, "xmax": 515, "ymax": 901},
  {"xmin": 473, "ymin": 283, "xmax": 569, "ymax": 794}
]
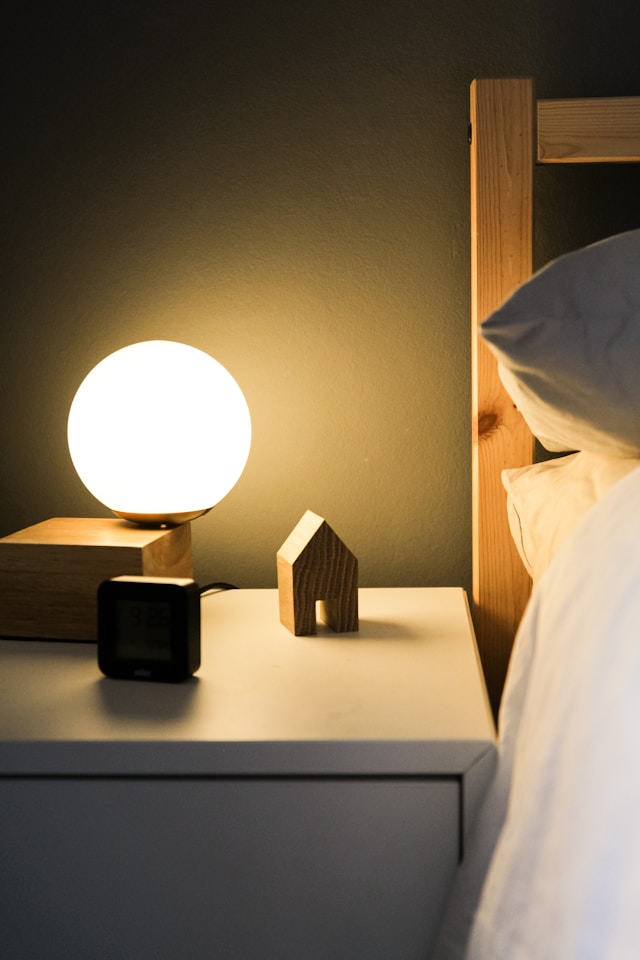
[{"xmin": 97, "ymin": 576, "xmax": 201, "ymax": 682}]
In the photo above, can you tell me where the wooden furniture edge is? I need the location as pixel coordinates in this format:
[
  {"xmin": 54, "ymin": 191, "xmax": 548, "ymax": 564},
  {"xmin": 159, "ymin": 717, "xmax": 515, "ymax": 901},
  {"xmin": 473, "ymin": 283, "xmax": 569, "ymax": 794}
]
[
  {"xmin": 538, "ymin": 96, "xmax": 640, "ymax": 162},
  {"xmin": 470, "ymin": 78, "xmax": 536, "ymax": 718}
]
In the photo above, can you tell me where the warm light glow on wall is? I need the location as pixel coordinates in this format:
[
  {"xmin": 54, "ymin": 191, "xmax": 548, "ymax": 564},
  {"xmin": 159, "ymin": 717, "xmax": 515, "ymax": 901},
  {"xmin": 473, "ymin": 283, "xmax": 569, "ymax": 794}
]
[{"xmin": 67, "ymin": 340, "xmax": 252, "ymax": 524}]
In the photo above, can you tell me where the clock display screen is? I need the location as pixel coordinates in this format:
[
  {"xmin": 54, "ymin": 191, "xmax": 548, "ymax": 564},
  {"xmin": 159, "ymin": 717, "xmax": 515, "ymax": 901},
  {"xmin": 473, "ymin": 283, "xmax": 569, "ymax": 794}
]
[{"xmin": 115, "ymin": 599, "xmax": 173, "ymax": 661}]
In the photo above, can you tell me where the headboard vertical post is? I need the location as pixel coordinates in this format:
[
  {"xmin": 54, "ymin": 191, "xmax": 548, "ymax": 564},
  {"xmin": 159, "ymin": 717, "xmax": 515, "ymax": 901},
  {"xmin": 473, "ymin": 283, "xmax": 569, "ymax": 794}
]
[{"xmin": 470, "ymin": 78, "xmax": 535, "ymax": 718}]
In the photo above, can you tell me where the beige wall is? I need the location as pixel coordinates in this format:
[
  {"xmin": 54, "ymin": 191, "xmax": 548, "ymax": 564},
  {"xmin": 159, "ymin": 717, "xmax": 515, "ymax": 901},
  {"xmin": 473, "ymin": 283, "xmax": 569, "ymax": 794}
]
[{"xmin": 2, "ymin": 1, "xmax": 640, "ymax": 591}]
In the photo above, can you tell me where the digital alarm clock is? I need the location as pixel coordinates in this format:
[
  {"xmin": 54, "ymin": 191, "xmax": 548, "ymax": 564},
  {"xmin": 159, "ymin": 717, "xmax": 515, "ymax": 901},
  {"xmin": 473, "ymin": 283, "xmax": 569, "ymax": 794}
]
[{"xmin": 97, "ymin": 575, "xmax": 201, "ymax": 682}]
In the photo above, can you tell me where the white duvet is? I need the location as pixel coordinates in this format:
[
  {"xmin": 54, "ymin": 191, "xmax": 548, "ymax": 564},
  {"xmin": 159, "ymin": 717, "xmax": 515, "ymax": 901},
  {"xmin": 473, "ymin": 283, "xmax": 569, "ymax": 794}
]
[{"xmin": 433, "ymin": 464, "xmax": 640, "ymax": 959}]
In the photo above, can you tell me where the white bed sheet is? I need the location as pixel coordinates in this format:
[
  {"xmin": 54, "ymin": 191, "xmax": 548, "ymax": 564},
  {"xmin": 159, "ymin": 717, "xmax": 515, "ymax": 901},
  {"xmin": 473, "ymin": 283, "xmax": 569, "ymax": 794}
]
[{"xmin": 433, "ymin": 463, "xmax": 640, "ymax": 959}]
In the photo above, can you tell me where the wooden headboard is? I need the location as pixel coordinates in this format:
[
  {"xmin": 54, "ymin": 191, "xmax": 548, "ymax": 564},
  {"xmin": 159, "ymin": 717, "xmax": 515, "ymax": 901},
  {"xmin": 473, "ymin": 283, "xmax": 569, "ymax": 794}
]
[{"xmin": 470, "ymin": 78, "xmax": 640, "ymax": 717}]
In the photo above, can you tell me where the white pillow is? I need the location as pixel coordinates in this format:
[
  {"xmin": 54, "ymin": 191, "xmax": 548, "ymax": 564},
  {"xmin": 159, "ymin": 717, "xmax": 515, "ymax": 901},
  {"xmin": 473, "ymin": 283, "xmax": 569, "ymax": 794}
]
[
  {"xmin": 465, "ymin": 465, "xmax": 640, "ymax": 958},
  {"xmin": 481, "ymin": 229, "xmax": 640, "ymax": 457},
  {"xmin": 503, "ymin": 451, "xmax": 640, "ymax": 583}
]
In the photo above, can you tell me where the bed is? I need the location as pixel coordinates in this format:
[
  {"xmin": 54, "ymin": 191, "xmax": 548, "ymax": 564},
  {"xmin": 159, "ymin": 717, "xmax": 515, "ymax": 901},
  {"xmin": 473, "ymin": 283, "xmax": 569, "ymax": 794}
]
[
  {"xmin": 469, "ymin": 77, "xmax": 640, "ymax": 716},
  {"xmin": 430, "ymin": 80, "xmax": 640, "ymax": 959}
]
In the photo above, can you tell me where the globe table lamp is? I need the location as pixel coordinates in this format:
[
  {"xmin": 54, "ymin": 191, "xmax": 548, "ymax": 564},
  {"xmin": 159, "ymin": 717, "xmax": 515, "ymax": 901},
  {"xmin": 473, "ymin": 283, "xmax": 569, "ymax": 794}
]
[
  {"xmin": 67, "ymin": 340, "xmax": 252, "ymax": 526},
  {"xmin": 0, "ymin": 341, "xmax": 251, "ymax": 643}
]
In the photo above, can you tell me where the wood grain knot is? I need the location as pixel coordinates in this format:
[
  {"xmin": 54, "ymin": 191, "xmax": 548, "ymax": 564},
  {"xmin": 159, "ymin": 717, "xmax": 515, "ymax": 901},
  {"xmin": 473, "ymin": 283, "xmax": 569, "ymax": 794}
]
[{"xmin": 477, "ymin": 411, "xmax": 499, "ymax": 439}]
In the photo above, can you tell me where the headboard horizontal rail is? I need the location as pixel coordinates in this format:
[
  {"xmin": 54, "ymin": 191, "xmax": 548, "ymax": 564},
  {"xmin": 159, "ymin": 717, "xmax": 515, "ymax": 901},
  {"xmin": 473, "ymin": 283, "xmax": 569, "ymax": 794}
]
[{"xmin": 538, "ymin": 96, "xmax": 640, "ymax": 163}]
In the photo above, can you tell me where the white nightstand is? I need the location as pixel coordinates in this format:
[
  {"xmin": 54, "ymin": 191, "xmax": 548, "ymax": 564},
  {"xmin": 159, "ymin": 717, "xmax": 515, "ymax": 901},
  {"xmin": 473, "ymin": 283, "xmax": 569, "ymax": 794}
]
[{"xmin": 0, "ymin": 587, "xmax": 495, "ymax": 960}]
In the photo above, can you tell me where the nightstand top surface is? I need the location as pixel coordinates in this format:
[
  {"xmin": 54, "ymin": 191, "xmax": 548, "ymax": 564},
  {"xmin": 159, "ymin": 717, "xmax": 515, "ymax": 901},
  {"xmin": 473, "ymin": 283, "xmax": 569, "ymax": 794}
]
[{"xmin": 0, "ymin": 587, "xmax": 495, "ymax": 775}]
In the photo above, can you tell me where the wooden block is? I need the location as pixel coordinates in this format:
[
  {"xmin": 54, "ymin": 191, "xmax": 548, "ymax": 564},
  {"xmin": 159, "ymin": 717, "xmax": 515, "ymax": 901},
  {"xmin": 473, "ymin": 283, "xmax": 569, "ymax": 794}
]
[
  {"xmin": 277, "ymin": 510, "xmax": 358, "ymax": 635},
  {"xmin": 0, "ymin": 518, "xmax": 193, "ymax": 642}
]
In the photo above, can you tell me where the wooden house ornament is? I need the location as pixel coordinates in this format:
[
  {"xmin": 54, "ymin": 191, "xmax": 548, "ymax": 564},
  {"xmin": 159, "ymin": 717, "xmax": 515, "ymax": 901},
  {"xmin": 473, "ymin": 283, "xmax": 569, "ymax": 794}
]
[{"xmin": 277, "ymin": 510, "xmax": 358, "ymax": 636}]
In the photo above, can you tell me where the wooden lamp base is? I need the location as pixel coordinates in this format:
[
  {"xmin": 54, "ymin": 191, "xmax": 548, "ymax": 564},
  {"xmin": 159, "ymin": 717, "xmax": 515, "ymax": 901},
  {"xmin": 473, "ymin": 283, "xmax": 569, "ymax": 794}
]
[{"xmin": 0, "ymin": 518, "xmax": 193, "ymax": 642}]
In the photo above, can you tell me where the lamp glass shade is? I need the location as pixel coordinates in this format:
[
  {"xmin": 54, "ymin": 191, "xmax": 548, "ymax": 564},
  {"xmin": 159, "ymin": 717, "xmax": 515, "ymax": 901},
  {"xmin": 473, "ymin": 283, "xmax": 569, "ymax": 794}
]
[{"xmin": 67, "ymin": 340, "xmax": 251, "ymax": 524}]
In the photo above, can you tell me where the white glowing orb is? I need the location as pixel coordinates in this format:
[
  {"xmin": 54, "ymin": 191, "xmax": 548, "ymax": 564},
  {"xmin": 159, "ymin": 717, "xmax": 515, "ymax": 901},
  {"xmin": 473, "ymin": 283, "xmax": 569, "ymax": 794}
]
[{"xmin": 67, "ymin": 340, "xmax": 252, "ymax": 524}]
